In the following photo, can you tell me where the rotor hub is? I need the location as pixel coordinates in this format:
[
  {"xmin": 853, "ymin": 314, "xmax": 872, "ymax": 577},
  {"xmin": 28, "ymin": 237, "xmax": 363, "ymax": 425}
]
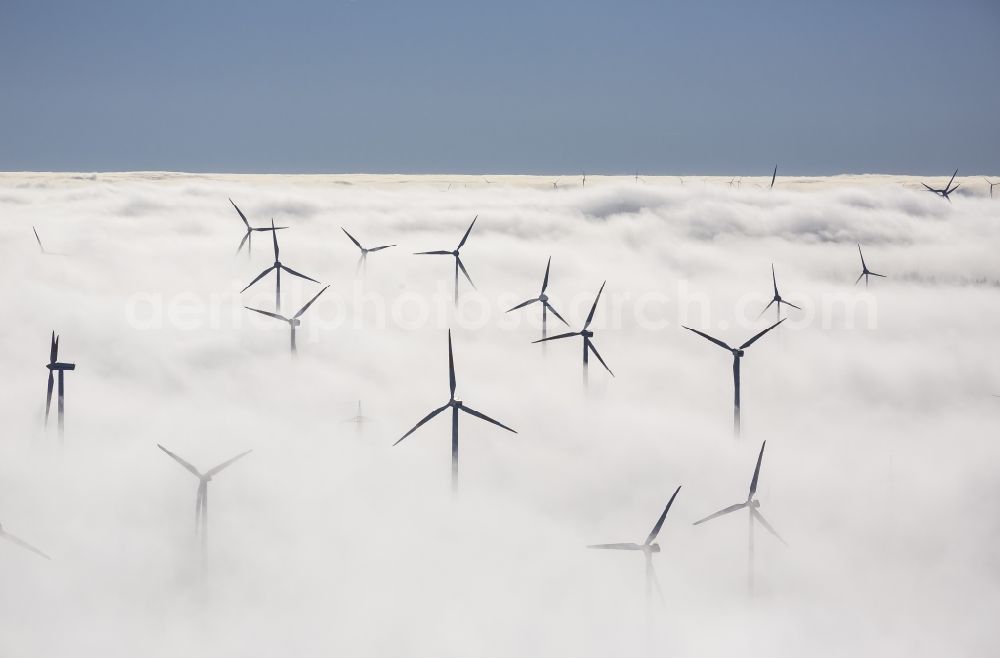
[
  {"xmin": 733, "ymin": 349, "xmax": 745, "ymax": 357},
  {"xmin": 582, "ymin": 329, "xmax": 594, "ymax": 338},
  {"xmin": 539, "ymin": 293, "xmax": 549, "ymax": 303}
]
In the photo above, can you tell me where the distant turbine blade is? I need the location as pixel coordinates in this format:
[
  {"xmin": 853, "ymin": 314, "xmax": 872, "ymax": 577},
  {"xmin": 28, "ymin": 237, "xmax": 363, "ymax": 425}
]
[
  {"xmin": 692, "ymin": 502, "xmax": 747, "ymax": 525},
  {"xmin": 230, "ymin": 199, "xmax": 250, "ymax": 229},
  {"xmin": 241, "ymin": 265, "xmax": 276, "ymax": 293},
  {"xmin": 157, "ymin": 444, "xmax": 203, "ymax": 478},
  {"xmin": 460, "ymin": 404, "xmax": 517, "ymax": 433},
  {"xmin": 457, "ymin": 215, "xmax": 478, "ymax": 249},
  {"xmin": 293, "ymin": 285, "xmax": 330, "ymax": 319},
  {"xmin": 368, "ymin": 244, "xmax": 395, "ymax": 251},
  {"xmin": 448, "ymin": 330, "xmax": 456, "ymax": 398},
  {"xmin": 749, "ymin": 441, "xmax": 766, "ymax": 497},
  {"xmin": 456, "ymin": 257, "xmax": 476, "ymax": 289},
  {"xmin": 341, "ymin": 227, "xmax": 363, "ymax": 250},
  {"xmin": 752, "ymin": 508, "xmax": 787, "ymax": 546},
  {"xmin": 756, "ymin": 299, "xmax": 776, "ymax": 320},
  {"xmin": 921, "ymin": 183, "xmax": 936, "ymax": 192},
  {"xmin": 33, "ymin": 227, "xmax": 44, "ymax": 252},
  {"xmin": 682, "ymin": 326, "xmax": 733, "ymax": 351},
  {"xmin": 245, "ymin": 306, "xmax": 288, "ymax": 322},
  {"xmin": 271, "ymin": 219, "xmax": 279, "ymax": 260},
  {"xmin": 50, "ymin": 331, "xmax": 58, "ymax": 363},
  {"xmin": 739, "ymin": 319, "xmax": 784, "ymax": 350},
  {"xmin": 236, "ymin": 231, "xmax": 250, "ymax": 256},
  {"xmin": 45, "ymin": 371, "xmax": 54, "ymax": 424},
  {"xmin": 948, "ymin": 183, "xmax": 961, "ymax": 194},
  {"xmin": 394, "ymin": 404, "xmax": 450, "ymax": 445},
  {"xmin": 770, "ymin": 165, "xmax": 777, "ymax": 189},
  {"xmin": 506, "ymin": 298, "xmax": 539, "ymax": 313},
  {"xmin": 854, "ymin": 271, "xmax": 865, "ymax": 286},
  {"xmin": 586, "ymin": 339, "xmax": 614, "ymax": 376},
  {"xmin": 870, "ymin": 272, "xmax": 886, "ymax": 278},
  {"xmin": 584, "ymin": 281, "xmax": 606, "ymax": 329},
  {"xmin": 414, "ymin": 250, "xmax": 452, "ymax": 255},
  {"xmin": 280, "ymin": 264, "xmax": 321, "ymax": 284},
  {"xmin": 771, "ymin": 264, "xmax": 779, "ymax": 296},
  {"xmin": 644, "ymin": 485, "xmax": 682, "ymax": 546},
  {"xmin": 205, "ymin": 449, "xmax": 253, "ymax": 477},
  {"xmin": 543, "ymin": 302, "xmax": 569, "ymax": 326},
  {"xmin": 946, "ymin": 168, "xmax": 958, "ymax": 191},
  {"xmin": 1, "ymin": 531, "xmax": 51, "ymax": 560},
  {"xmin": 532, "ymin": 331, "xmax": 579, "ymax": 344},
  {"xmin": 858, "ymin": 244, "xmax": 867, "ymax": 269},
  {"xmin": 541, "ymin": 256, "xmax": 552, "ymax": 293},
  {"xmin": 781, "ymin": 301, "xmax": 802, "ymax": 311},
  {"xmin": 587, "ymin": 543, "xmax": 642, "ymax": 550}
]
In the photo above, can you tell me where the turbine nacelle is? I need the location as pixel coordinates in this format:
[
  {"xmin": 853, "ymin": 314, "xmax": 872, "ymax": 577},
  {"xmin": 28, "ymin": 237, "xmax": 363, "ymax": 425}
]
[
  {"xmin": 644, "ymin": 543, "xmax": 661, "ymax": 553},
  {"xmin": 539, "ymin": 293, "xmax": 549, "ymax": 303},
  {"xmin": 732, "ymin": 348, "xmax": 745, "ymax": 358},
  {"xmin": 581, "ymin": 329, "xmax": 594, "ymax": 338},
  {"xmin": 451, "ymin": 398, "xmax": 463, "ymax": 408},
  {"xmin": 289, "ymin": 318, "xmax": 302, "ymax": 327},
  {"xmin": 451, "ymin": 249, "xmax": 460, "ymax": 257}
]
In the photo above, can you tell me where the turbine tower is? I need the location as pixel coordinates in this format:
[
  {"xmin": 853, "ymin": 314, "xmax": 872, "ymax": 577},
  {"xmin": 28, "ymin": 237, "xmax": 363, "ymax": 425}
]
[
  {"xmin": 395, "ymin": 330, "xmax": 516, "ymax": 493},
  {"xmin": 506, "ymin": 256, "xmax": 569, "ymax": 344},
  {"xmin": 414, "ymin": 216, "xmax": 479, "ymax": 305},
  {"xmin": 244, "ymin": 285, "xmax": 329, "ymax": 353},
  {"xmin": 44, "ymin": 331, "xmax": 76, "ymax": 441},
  {"xmin": 241, "ymin": 219, "xmax": 321, "ymax": 312},
  {"xmin": 533, "ymin": 281, "xmax": 614, "ymax": 387}
]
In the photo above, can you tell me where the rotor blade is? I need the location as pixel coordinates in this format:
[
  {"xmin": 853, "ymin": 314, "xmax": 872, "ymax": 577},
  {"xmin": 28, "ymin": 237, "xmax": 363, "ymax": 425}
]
[
  {"xmin": 739, "ymin": 319, "xmax": 785, "ymax": 349},
  {"xmin": 532, "ymin": 331, "xmax": 579, "ymax": 344},
  {"xmin": 752, "ymin": 508, "xmax": 787, "ymax": 546},
  {"xmin": 205, "ymin": 449, "xmax": 253, "ymax": 477},
  {"xmin": 280, "ymin": 264, "xmax": 321, "ymax": 284},
  {"xmin": 157, "ymin": 444, "xmax": 202, "ymax": 478},
  {"xmin": 854, "ymin": 271, "xmax": 865, "ymax": 286},
  {"xmin": 1, "ymin": 531, "xmax": 51, "ymax": 560},
  {"xmin": 587, "ymin": 543, "xmax": 642, "ymax": 550},
  {"xmin": 583, "ymin": 281, "xmax": 606, "ymax": 329},
  {"xmin": 770, "ymin": 165, "xmax": 777, "ymax": 189},
  {"xmin": 541, "ymin": 256, "xmax": 552, "ymax": 293},
  {"xmin": 230, "ymin": 199, "xmax": 250, "ymax": 229},
  {"xmin": 586, "ymin": 339, "xmax": 614, "ymax": 377},
  {"xmin": 457, "ymin": 215, "xmax": 478, "ymax": 248},
  {"xmin": 749, "ymin": 441, "xmax": 766, "ymax": 497},
  {"xmin": 236, "ymin": 231, "xmax": 250, "ymax": 256},
  {"xmin": 448, "ymin": 330, "xmax": 456, "ymax": 398},
  {"xmin": 756, "ymin": 299, "xmax": 776, "ymax": 320},
  {"xmin": 293, "ymin": 285, "xmax": 330, "ymax": 319},
  {"xmin": 33, "ymin": 227, "xmax": 44, "ymax": 251},
  {"xmin": 414, "ymin": 250, "xmax": 452, "ymax": 255},
  {"xmin": 682, "ymin": 326, "xmax": 732, "ymax": 351},
  {"xmin": 543, "ymin": 301, "xmax": 570, "ymax": 326},
  {"xmin": 460, "ymin": 404, "xmax": 517, "ymax": 433},
  {"xmin": 245, "ymin": 306, "xmax": 288, "ymax": 322},
  {"xmin": 394, "ymin": 404, "xmax": 450, "ymax": 445},
  {"xmin": 241, "ymin": 265, "xmax": 276, "ymax": 293},
  {"xmin": 368, "ymin": 244, "xmax": 395, "ymax": 251},
  {"xmin": 456, "ymin": 257, "xmax": 476, "ymax": 289},
  {"xmin": 506, "ymin": 298, "xmax": 539, "ymax": 313},
  {"xmin": 45, "ymin": 371, "xmax": 54, "ymax": 421},
  {"xmin": 780, "ymin": 300, "xmax": 802, "ymax": 311},
  {"xmin": 921, "ymin": 183, "xmax": 936, "ymax": 192},
  {"xmin": 946, "ymin": 168, "xmax": 957, "ymax": 191},
  {"xmin": 271, "ymin": 219, "xmax": 279, "ymax": 260},
  {"xmin": 771, "ymin": 264, "xmax": 778, "ymax": 296},
  {"xmin": 49, "ymin": 331, "xmax": 58, "ymax": 363},
  {"xmin": 857, "ymin": 243, "xmax": 867, "ymax": 269},
  {"xmin": 341, "ymin": 227, "xmax": 362, "ymax": 250},
  {"xmin": 692, "ymin": 502, "xmax": 747, "ymax": 525},
  {"xmin": 644, "ymin": 485, "xmax": 682, "ymax": 545},
  {"xmin": 870, "ymin": 272, "xmax": 886, "ymax": 278},
  {"xmin": 948, "ymin": 183, "xmax": 961, "ymax": 194}
]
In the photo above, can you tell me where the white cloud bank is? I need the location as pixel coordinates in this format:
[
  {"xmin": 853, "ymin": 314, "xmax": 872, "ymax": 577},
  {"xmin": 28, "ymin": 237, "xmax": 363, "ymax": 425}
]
[{"xmin": 0, "ymin": 172, "xmax": 999, "ymax": 657}]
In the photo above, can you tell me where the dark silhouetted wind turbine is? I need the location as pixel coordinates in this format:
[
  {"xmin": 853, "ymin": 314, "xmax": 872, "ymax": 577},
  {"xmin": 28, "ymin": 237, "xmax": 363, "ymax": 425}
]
[
  {"xmin": 44, "ymin": 331, "xmax": 76, "ymax": 441},
  {"xmin": 683, "ymin": 320, "xmax": 783, "ymax": 436},
  {"xmin": 588, "ymin": 486, "xmax": 681, "ymax": 603},
  {"xmin": 922, "ymin": 169, "xmax": 960, "ymax": 201},
  {"xmin": 0, "ymin": 522, "xmax": 50, "ymax": 560},
  {"xmin": 758, "ymin": 264, "xmax": 800, "ymax": 322},
  {"xmin": 985, "ymin": 178, "xmax": 998, "ymax": 199},
  {"xmin": 157, "ymin": 444, "xmax": 252, "ymax": 564},
  {"xmin": 241, "ymin": 220, "xmax": 320, "ymax": 313},
  {"xmin": 394, "ymin": 330, "xmax": 516, "ymax": 492},
  {"xmin": 506, "ymin": 256, "xmax": 569, "ymax": 343},
  {"xmin": 245, "ymin": 285, "xmax": 329, "ymax": 353},
  {"xmin": 855, "ymin": 244, "xmax": 886, "ymax": 287},
  {"xmin": 230, "ymin": 199, "xmax": 287, "ymax": 258},
  {"xmin": 342, "ymin": 227, "xmax": 395, "ymax": 275},
  {"xmin": 533, "ymin": 282, "xmax": 614, "ymax": 386},
  {"xmin": 414, "ymin": 216, "xmax": 478, "ymax": 305},
  {"xmin": 693, "ymin": 441, "xmax": 785, "ymax": 594}
]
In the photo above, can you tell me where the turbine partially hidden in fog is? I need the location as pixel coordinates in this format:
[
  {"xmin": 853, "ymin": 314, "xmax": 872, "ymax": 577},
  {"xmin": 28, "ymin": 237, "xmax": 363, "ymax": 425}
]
[
  {"xmin": 588, "ymin": 486, "xmax": 681, "ymax": 603},
  {"xmin": 241, "ymin": 219, "xmax": 321, "ymax": 312},
  {"xmin": 533, "ymin": 281, "xmax": 614, "ymax": 386},
  {"xmin": 922, "ymin": 169, "xmax": 960, "ymax": 201},
  {"xmin": 345, "ymin": 400, "xmax": 370, "ymax": 431},
  {"xmin": 855, "ymin": 244, "xmax": 886, "ymax": 287},
  {"xmin": 985, "ymin": 178, "xmax": 998, "ymax": 199},
  {"xmin": 32, "ymin": 227, "xmax": 64, "ymax": 256},
  {"xmin": 414, "ymin": 215, "xmax": 479, "ymax": 305},
  {"xmin": 757, "ymin": 264, "xmax": 800, "ymax": 322},
  {"xmin": 157, "ymin": 444, "xmax": 252, "ymax": 567},
  {"xmin": 342, "ymin": 227, "xmax": 395, "ymax": 275},
  {"xmin": 683, "ymin": 320, "xmax": 783, "ymax": 436},
  {"xmin": 506, "ymin": 256, "xmax": 569, "ymax": 343},
  {"xmin": 230, "ymin": 199, "xmax": 287, "ymax": 258},
  {"xmin": 245, "ymin": 285, "xmax": 329, "ymax": 354},
  {"xmin": 0, "ymin": 522, "xmax": 50, "ymax": 560},
  {"xmin": 44, "ymin": 331, "xmax": 76, "ymax": 441},
  {"xmin": 394, "ymin": 330, "xmax": 516, "ymax": 493},
  {"xmin": 693, "ymin": 441, "xmax": 785, "ymax": 594}
]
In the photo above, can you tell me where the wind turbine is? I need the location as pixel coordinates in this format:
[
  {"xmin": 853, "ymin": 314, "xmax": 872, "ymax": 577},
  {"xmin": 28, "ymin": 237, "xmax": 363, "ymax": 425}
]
[
  {"xmin": 44, "ymin": 331, "xmax": 76, "ymax": 441},
  {"xmin": 342, "ymin": 227, "xmax": 395, "ymax": 275},
  {"xmin": 0, "ymin": 523, "xmax": 50, "ymax": 560},
  {"xmin": 533, "ymin": 282, "xmax": 614, "ymax": 386},
  {"xmin": 693, "ymin": 441, "xmax": 785, "ymax": 594},
  {"xmin": 506, "ymin": 256, "xmax": 569, "ymax": 343},
  {"xmin": 769, "ymin": 165, "xmax": 777, "ymax": 189},
  {"xmin": 414, "ymin": 216, "xmax": 479, "ymax": 305},
  {"xmin": 922, "ymin": 169, "xmax": 960, "ymax": 201},
  {"xmin": 588, "ymin": 486, "xmax": 681, "ymax": 604},
  {"xmin": 241, "ymin": 219, "xmax": 321, "ymax": 313},
  {"xmin": 230, "ymin": 199, "xmax": 287, "ymax": 258},
  {"xmin": 32, "ymin": 227, "xmax": 64, "ymax": 256},
  {"xmin": 157, "ymin": 444, "xmax": 252, "ymax": 565},
  {"xmin": 855, "ymin": 244, "xmax": 886, "ymax": 287},
  {"xmin": 394, "ymin": 330, "xmax": 516, "ymax": 493},
  {"xmin": 682, "ymin": 320, "xmax": 783, "ymax": 436},
  {"xmin": 244, "ymin": 285, "xmax": 329, "ymax": 353},
  {"xmin": 758, "ymin": 264, "xmax": 801, "ymax": 321},
  {"xmin": 984, "ymin": 178, "xmax": 998, "ymax": 199},
  {"xmin": 344, "ymin": 400, "xmax": 370, "ymax": 430}
]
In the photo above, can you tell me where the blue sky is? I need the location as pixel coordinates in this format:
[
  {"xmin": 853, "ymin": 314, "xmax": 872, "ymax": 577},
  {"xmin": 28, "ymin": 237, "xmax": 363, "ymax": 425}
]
[{"xmin": 1, "ymin": 0, "xmax": 997, "ymax": 174}]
